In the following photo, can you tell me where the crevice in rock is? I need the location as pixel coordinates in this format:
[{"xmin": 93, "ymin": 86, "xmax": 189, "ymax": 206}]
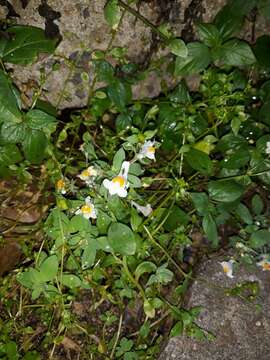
[
  {"xmin": 181, "ymin": 0, "xmax": 205, "ymax": 42},
  {"xmin": 38, "ymin": 0, "xmax": 62, "ymax": 40},
  {"xmin": 19, "ymin": 0, "xmax": 30, "ymax": 9}
]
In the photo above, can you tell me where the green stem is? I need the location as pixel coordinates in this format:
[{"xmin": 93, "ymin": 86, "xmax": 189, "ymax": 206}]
[
  {"xmin": 117, "ymin": 0, "xmax": 169, "ymax": 41},
  {"xmin": 143, "ymin": 225, "xmax": 188, "ymax": 278},
  {"xmin": 120, "ymin": 255, "xmax": 146, "ymax": 299},
  {"xmin": 152, "ymin": 198, "xmax": 175, "ymax": 236}
]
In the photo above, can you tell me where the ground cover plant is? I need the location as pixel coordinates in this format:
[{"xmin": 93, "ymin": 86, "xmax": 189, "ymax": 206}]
[{"xmin": 1, "ymin": 0, "xmax": 270, "ymax": 358}]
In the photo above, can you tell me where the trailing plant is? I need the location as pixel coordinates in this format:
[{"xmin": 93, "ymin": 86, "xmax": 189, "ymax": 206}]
[{"xmin": 1, "ymin": 0, "xmax": 270, "ymax": 359}]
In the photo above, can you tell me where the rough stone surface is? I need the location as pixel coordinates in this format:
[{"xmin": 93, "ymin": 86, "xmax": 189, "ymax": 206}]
[
  {"xmin": 1, "ymin": 1, "xmax": 269, "ymax": 109},
  {"xmin": 159, "ymin": 253, "xmax": 270, "ymax": 360}
]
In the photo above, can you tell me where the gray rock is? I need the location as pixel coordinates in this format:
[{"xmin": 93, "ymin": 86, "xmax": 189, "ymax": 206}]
[{"xmin": 159, "ymin": 254, "xmax": 270, "ymax": 360}]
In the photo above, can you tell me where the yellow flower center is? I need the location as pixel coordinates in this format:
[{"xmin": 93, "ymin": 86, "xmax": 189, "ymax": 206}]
[
  {"xmin": 56, "ymin": 179, "xmax": 65, "ymax": 190},
  {"xmin": 223, "ymin": 265, "xmax": 229, "ymax": 273},
  {"xmin": 81, "ymin": 169, "xmax": 91, "ymax": 178},
  {"xmin": 81, "ymin": 205, "xmax": 93, "ymax": 214},
  {"xmin": 262, "ymin": 262, "xmax": 270, "ymax": 271},
  {"xmin": 112, "ymin": 176, "xmax": 125, "ymax": 188},
  {"xmin": 147, "ymin": 146, "xmax": 155, "ymax": 153}
]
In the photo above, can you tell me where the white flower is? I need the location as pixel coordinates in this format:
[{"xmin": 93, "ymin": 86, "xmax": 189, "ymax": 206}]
[
  {"xmin": 75, "ymin": 196, "xmax": 97, "ymax": 219},
  {"xmin": 78, "ymin": 166, "xmax": 98, "ymax": 185},
  {"xmin": 137, "ymin": 140, "xmax": 156, "ymax": 161},
  {"xmin": 220, "ymin": 260, "xmax": 234, "ymax": 278},
  {"xmin": 131, "ymin": 201, "xmax": 152, "ymax": 217},
  {"xmin": 266, "ymin": 141, "xmax": 270, "ymax": 155},
  {"xmin": 103, "ymin": 161, "xmax": 130, "ymax": 198},
  {"xmin": 56, "ymin": 179, "xmax": 67, "ymax": 194},
  {"xmin": 257, "ymin": 256, "xmax": 270, "ymax": 271}
]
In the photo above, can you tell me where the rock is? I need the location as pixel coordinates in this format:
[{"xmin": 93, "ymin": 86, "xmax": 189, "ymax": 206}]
[
  {"xmin": 159, "ymin": 253, "xmax": 270, "ymax": 360},
  {"xmin": 2, "ymin": 1, "xmax": 270, "ymax": 109},
  {"xmin": 0, "ymin": 242, "xmax": 22, "ymax": 276}
]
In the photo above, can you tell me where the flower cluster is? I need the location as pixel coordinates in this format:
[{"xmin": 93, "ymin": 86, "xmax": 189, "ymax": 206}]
[
  {"xmin": 55, "ymin": 139, "xmax": 156, "ymax": 221},
  {"xmin": 220, "ymin": 260, "xmax": 234, "ymax": 278},
  {"xmin": 257, "ymin": 256, "xmax": 270, "ymax": 271},
  {"xmin": 103, "ymin": 161, "xmax": 130, "ymax": 198},
  {"xmin": 220, "ymin": 254, "xmax": 270, "ymax": 279}
]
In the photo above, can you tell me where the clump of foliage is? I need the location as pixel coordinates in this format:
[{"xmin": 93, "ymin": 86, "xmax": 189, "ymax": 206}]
[{"xmin": 1, "ymin": 0, "xmax": 270, "ymax": 359}]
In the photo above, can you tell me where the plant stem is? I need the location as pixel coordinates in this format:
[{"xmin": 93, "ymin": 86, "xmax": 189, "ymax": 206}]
[
  {"xmin": 117, "ymin": 0, "xmax": 169, "ymax": 42},
  {"xmin": 110, "ymin": 313, "xmax": 123, "ymax": 359},
  {"xmin": 122, "ymin": 256, "xmax": 146, "ymax": 299},
  {"xmin": 143, "ymin": 225, "xmax": 188, "ymax": 278}
]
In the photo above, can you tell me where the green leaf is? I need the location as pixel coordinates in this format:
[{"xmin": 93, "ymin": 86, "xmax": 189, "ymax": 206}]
[
  {"xmin": 0, "ymin": 70, "xmax": 22, "ymax": 123},
  {"xmin": 130, "ymin": 207, "xmax": 143, "ymax": 231},
  {"xmin": 17, "ymin": 271, "xmax": 34, "ymax": 288},
  {"xmin": 107, "ymin": 196, "xmax": 128, "ymax": 221},
  {"xmin": 253, "ymin": 35, "xmax": 270, "ymax": 69},
  {"xmin": 190, "ymin": 192, "xmax": 210, "ymax": 215},
  {"xmin": 0, "ymin": 122, "xmax": 26, "ymax": 143},
  {"xmin": 139, "ymin": 322, "xmax": 151, "ymax": 338},
  {"xmin": 135, "ymin": 261, "xmax": 157, "ymax": 281},
  {"xmin": 108, "ymin": 222, "xmax": 136, "ymax": 255},
  {"xmin": 155, "ymin": 266, "xmax": 174, "ymax": 284},
  {"xmin": 129, "ymin": 162, "xmax": 142, "ymax": 176},
  {"xmin": 235, "ymin": 203, "xmax": 253, "ymax": 224},
  {"xmin": 25, "ymin": 110, "xmax": 57, "ymax": 130},
  {"xmin": 163, "ymin": 206, "xmax": 190, "ymax": 231},
  {"xmin": 39, "ymin": 255, "xmax": 58, "ymax": 282},
  {"xmin": 185, "ymin": 148, "xmax": 213, "ymax": 175},
  {"xmin": 116, "ymin": 338, "xmax": 133, "ymax": 357},
  {"xmin": 128, "ymin": 174, "xmax": 141, "ymax": 188},
  {"xmin": 221, "ymin": 148, "xmax": 250, "ymax": 169},
  {"xmin": 232, "ymin": 69, "xmax": 248, "ymax": 90},
  {"xmin": 0, "ymin": 144, "xmax": 22, "ymax": 164},
  {"xmin": 22, "ymin": 129, "xmax": 48, "ymax": 164},
  {"xmin": 217, "ymin": 39, "xmax": 256, "ymax": 66},
  {"xmin": 170, "ymin": 321, "xmax": 183, "ymax": 337},
  {"xmin": 169, "ymin": 81, "xmax": 191, "ymax": 104},
  {"xmin": 168, "ymin": 38, "xmax": 188, "ymax": 57},
  {"xmin": 116, "ymin": 113, "xmax": 132, "ymax": 133},
  {"xmin": 175, "ymin": 42, "xmax": 211, "ymax": 75},
  {"xmin": 214, "ymin": 5, "xmax": 244, "ymax": 41},
  {"xmin": 202, "ymin": 214, "xmax": 218, "ymax": 247},
  {"xmin": 31, "ymin": 285, "xmax": 42, "ymax": 300},
  {"xmin": 96, "ymin": 236, "xmax": 113, "ymax": 252},
  {"xmin": 250, "ymin": 229, "xmax": 270, "ymax": 249},
  {"xmin": 217, "ymin": 134, "xmax": 247, "ymax": 152},
  {"xmin": 94, "ymin": 59, "xmax": 115, "ymax": 83},
  {"xmin": 97, "ymin": 211, "xmax": 112, "ymax": 234},
  {"xmin": 143, "ymin": 299, "xmax": 155, "ymax": 318},
  {"xmin": 1, "ymin": 26, "xmax": 56, "ymax": 65},
  {"xmin": 82, "ymin": 240, "xmax": 97, "ymax": 269},
  {"xmin": 69, "ymin": 215, "xmax": 93, "ymax": 233},
  {"xmin": 260, "ymin": 80, "xmax": 270, "ymax": 101},
  {"xmin": 208, "ymin": 180, "xmax": 244, "ymax": 203},
  {"xmin": 112, "ymin": 147, "xmax": 125, "ymax": 172},
  {"xmin": 124, "ymin": 352, "xmax": 138, "ymax": 360},
  {"xmin": 35, "ymin": 98, "xmax": 58, "ymax": 117},
  {"xmin": 259, "ymin": 100, "xmax": 270, "ymax": 126},
  {"xmin": 104, "ymin": 0, "xmax": 121, "ymax": 30},
  {"xmin": 4, "ymin": 341, "xmax": 19, "ymax": 360},
  {"xmin": 107, "ymin": 79, "xmax": 132, "ymax": 111},
  {"xmin": 61, "ymin": 274, "xmax": 82, "ymax": 289},
  {"xmin": 227, "ymin": 0, "xmax": 257, "ymax": 15},
  {"xmin": 196, "ymin": 23, "xmax": 221, "ymax": 47},
  {"xmin": 251, "ymin": 194, "xmax": 264, "ymax": 215},
  {"xmin": 258, "ymin": 0, "xmax": 270, "ymax": 19}
]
